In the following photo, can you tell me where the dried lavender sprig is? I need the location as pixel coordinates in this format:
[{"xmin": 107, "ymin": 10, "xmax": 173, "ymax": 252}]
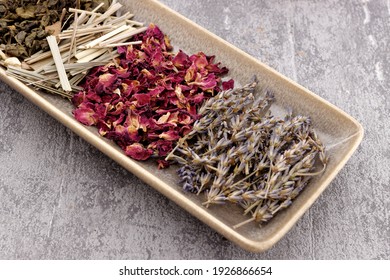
[
  {"xmin": 177, "ymin": 164, "xmax": 198, "ymax": 193},
  {"xmin": 170, "ymin": 77, "xmax": 328, "ymax": 228}
]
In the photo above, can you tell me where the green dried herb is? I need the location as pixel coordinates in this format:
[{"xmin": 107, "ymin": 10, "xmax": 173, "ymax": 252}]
[{"xmin": 0, "ymin": 0, "xmax": 110, "ymax": 59}]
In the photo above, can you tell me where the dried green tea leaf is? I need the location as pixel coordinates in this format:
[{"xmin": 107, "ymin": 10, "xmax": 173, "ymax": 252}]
[
  {"xmin": 36, "ymin": 28, "xmax": 47, "ymax": 39},
  {"xmin": 15, "ymin": 5, "xmax": 35, "ymax": 19},
  {"xmin": 14, "ymin": 30, "xmax": 26, "ymax": 44},
  {"xmin": 3, "ymin": 44, "xmax": 28, "ymax": 57},
  {"xmin": 40, "ymin": 14, "xmax": 51, "ymax": 27},
  {"xmin": 24, "ymin": 32, "xmax": 37, "ymax": 48},
  {"xmin": 0, "ymin": 4, "xmax": 7, "ymax": 13},
  {"xmin": 48, "ymin": 0, "xmax": 60, "ymax": 7}
]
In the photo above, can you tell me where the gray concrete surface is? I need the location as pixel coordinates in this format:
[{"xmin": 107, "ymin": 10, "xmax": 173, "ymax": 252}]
[{"xmin": 0, "ymin": 0, "xmax": 389, "ymax": 259}]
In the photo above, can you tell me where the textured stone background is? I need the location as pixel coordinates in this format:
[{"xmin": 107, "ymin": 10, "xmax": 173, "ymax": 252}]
[{"xmin": 0, "ymin": 0, "xmax": 389, "ymax": 259}]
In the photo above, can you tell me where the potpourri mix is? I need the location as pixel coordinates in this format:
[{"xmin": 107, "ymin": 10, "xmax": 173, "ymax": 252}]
[{"xmin": 0, "ymin": 1, "xmax": 328, "ymax": 226}]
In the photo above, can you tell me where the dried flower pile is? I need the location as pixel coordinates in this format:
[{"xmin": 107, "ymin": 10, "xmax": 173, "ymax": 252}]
[
  {"xmin": 166, "ymin": 78, "xmax": 328, "ymax": 227},
  {"xmin": 72, "ymin": 23, "xmax": 232, "ymax": 166}
]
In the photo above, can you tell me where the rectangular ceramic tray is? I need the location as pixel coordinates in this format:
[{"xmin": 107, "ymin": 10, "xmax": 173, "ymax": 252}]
[{"xmin": 0, "ymin": 0, "xmax": 363, "ymax": 252}]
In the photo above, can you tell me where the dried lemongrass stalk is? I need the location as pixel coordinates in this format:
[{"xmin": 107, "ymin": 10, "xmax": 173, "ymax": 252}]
[
  {"xmin": 68, "ymin": 10, "xmax": 79, "ymax": 64},
  {"xmin": 126, "ymin": 20, "xmax": 144, "ymax": 27},
  {"xmin": 6, "ymin": 68, "xmax": 72, "ymax": 99},
  {"xmin": 7, "ymin": 66, "xmax": 50, "ymax": 81},
  {"xmin": 99, "ymin": 41, "xmax": 142, "ymax": 48},
  {"xmin": 25, "ymin": 34, "xmax": 96, "ymax": 64},
  {"xmin": 69, "ymin": 73, "xmax": 87, "ymax": 87},
  {"xmin": 106, "ymin": 12, "xmax": 135, "ymax": 26},
  {"xmin": 75, "ymin": 48, "xmax": 103, "ymax": 60},
  {"xmin": 47, "ymin": 36, "xmax": 72, "ymax": 91},
  {"xmin": 58, "ymin": 26, "xmax": 113, "ymax": 39},
  {"xmin": 73, "ymin": 2, "xmax": 123, "ymax": 27},
  {"xmin": 28, "ymin": 50, "xmax": 44, "ymax": 60},
  {"xmin": 82, "ymin": 25, "xmax": 129, "ymax": 48},
  {"xmin": 99, "ymin": 26, "xmax": 147, "ymax": 46},
  {"xmin": 77, "ymin": 49, "xmax": 107, "ymax": 63},
  {"xmin": 74, "ymin": 3, "xmax": 105, "ymax": 26},
  {"xmin": 43, "ymin": 61, "xmax": 108, "ymax": 74}
]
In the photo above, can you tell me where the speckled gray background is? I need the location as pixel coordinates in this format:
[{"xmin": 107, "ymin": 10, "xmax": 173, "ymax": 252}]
[{"xmin": 0, "ymin": 0, "xmax": 389, "ymax": 259}]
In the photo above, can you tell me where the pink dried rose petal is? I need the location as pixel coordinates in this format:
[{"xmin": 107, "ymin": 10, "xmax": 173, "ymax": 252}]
[
  {"xmin": 222, "ymin": 79, "xmax": 235, "ymax": 90},
  {"xmin": 124, "ymin": 111, "xmax": 140, "ymax": 133},
  {"xmin": 188, "ymin": 73, "xmax": 218, "ymax": 91},
  {"xmin": 157, "ymin": 112, "xmax": 171, "ymax": 124},
  {"xmin": 190, "ymin": 93, "xmax": 205, "ymax": 104},
  {"xmin": 159, "ymin": 130, "xmax": 180, "ymax": 141},
  {"xmin": 73, "ymin": 23, "xmax": 232, "ymax": 167},
  {"xmin": 125, "ymin": 143, "xmax": 153, "ymax": 161},
  {"xmin": 73, "ymin": 108, "xmax": 98, "ymax": 126},
  {"xmin": 177, "ymin": 113, "xmax": 193, "ymax": 125},
  {"xmin": 148, "ymin": 140, "xmax": 173, "ymax": 157},
  {"xmin": 98, "ymin": 73, "xmax": 116, "ymax": 87},
  {"xmin": 134, "ymin": 93, "xmax": 151, "ymax": 107},
  {"xmin": 172, "ymin": 50, "xmax": 190, "ymax": 69},
  {"xmin": 191, "ymin": 52, "xmax": 209, "ymax": 69},
  {"xmin": 184, "ymin": 64, "xmax": 197, "ymax": 83}
]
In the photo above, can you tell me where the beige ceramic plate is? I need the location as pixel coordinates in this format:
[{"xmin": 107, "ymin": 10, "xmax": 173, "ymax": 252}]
[{"xmin": 0, "ymin": 0, "xmax": 363, "ymax": 252}]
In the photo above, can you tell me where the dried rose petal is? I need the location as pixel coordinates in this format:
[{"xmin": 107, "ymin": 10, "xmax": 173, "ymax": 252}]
[
  {"xmin": 172, "ymin": 50, "xmax": 191, "ymax": 69},
  {"xmin": 125, "ymin": 143, "xmax": 153, "ymax": 161},
  {"xmin": 156, "ymin": 112, "xmax": 171, "ymax": 124},
  {"xmin": 222, "ymin": 79, "xmax": 235, "ymax": 90},
  {"xmin": 73, "ymin": 107, "xmax": 98, "ymax": 126},
  {"xmin": 148, "ymin": 140, "xmax": 173, "ymax": 157},
  {"xmin": 98, "ymin": 73, "xmax": 116, "ymax": 87},
  {"xmin": 191, "ymin": 52, "xmax": 209, "ymax": 69},
  {"xmin": 134, "ymin": 93, "xmax": 151, "ymax": 107},
  {"xmin": 159, "ymin": 130, "xmax": 180, "ymax": 141},
  {"xmin": 73, "ymin": 23, "xmax": 232, "ymax": 167},
  {"xmin": 189, "ymin": 73, "xmax": 218, "ymax": 91}
]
